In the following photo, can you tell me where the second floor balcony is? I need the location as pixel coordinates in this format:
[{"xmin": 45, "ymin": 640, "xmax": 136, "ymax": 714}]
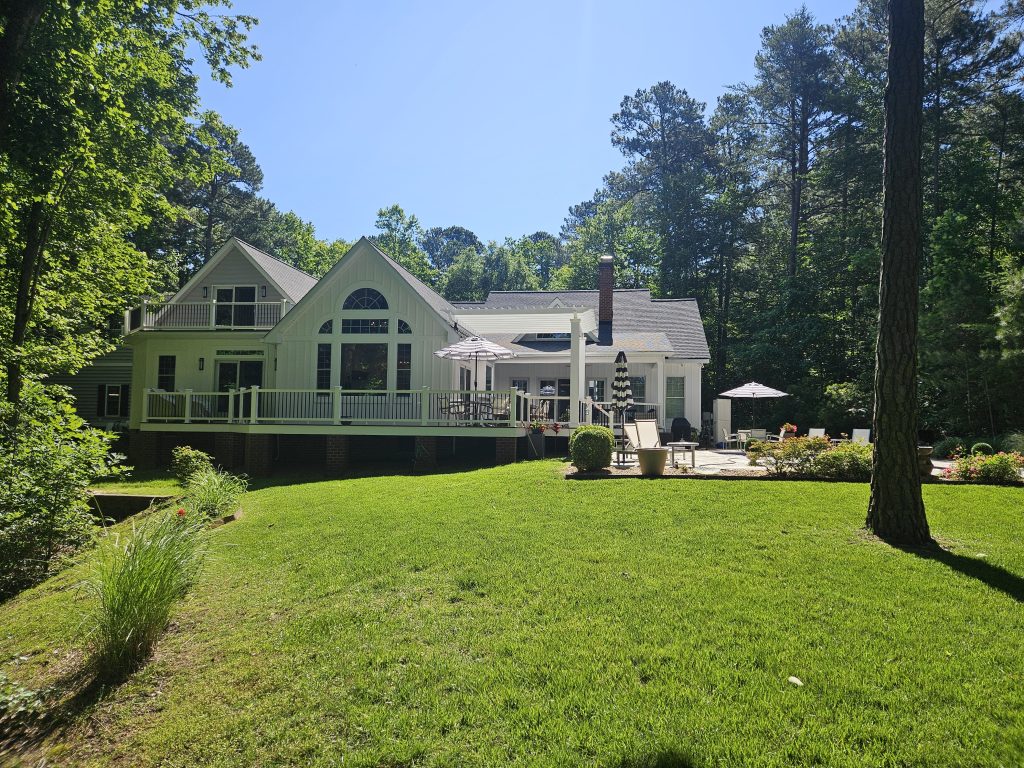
[{"xmin": 125, "ymin": 299, "xmax": 292, "ymax": 332}]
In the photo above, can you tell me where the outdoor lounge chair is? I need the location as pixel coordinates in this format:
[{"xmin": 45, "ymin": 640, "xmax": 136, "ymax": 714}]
[
  {"xmin": 634, "ymin": 419, "xmax": 662, "ymax": 449},
  {"xmin": 720, "ymin": 427, "xmax": 740, "ymax": 449},
  {"xmin": 852, "ymin": 428, "xmax": 871, "ymax": 444},
  {"xmin": 808, "ymin": 427, "xmax": 826, "ymax": 438},
  {"xmin": 767, "ymin": 427, "xmax": 787, "ymax": 442}
]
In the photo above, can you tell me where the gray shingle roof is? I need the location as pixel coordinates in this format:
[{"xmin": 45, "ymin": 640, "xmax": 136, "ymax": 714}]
[
  {"xmin": 234, "ymin": 239, "xmax": 318, "ymax": 303},
  {"xmin": 453, "ymin": 289, "xmax": 709, "ymax": 359},
  {"xmin": 485, "ymin": 331, "xmax": 675, "ymax": 355}
]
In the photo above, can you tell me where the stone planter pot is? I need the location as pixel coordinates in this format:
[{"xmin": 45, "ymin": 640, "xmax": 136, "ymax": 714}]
[
  {"xmin": 637, "ymin": 447, "xmax": 669, "ymax": 477},
  {"xmin": 918, "ymin": 445, "xmax": 934, "ymax": 478}
]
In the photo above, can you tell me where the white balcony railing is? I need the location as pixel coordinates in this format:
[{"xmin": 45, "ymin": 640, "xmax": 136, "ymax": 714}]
[{"xmin": 125, "ymin": 299, "xmax": 291, "ymax": 332}]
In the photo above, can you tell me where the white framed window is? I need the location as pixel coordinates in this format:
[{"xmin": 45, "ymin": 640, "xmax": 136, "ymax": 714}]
[
  {"xmin": 587, "ymin": 379, "xmax": 606, "ymax": 402},
  {"xmin": 214, "ymin": 285, "xmax": 257, "ymax": 326},
  {"xmin": 629, "ymin": 376, "xmax": 646, "ymax": 402},
  {"xmin": 510, "ymin": 377, "xmax": 529, "ymax": 393},
  {"xmin": 666, "ymin": 376, "xmax": 685, "ymax": 419},
  {"xmin": 98, "ymin": 384, "xmax": 129, "ymax": 418}
]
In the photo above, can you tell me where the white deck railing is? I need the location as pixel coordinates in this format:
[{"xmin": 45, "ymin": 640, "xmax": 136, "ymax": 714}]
[
  {"xmin": 143, "ymin": 387, "xmax": 530, "ymax": 427},
  {"xmin": 125, "ymin": 299, "xmax": 291, "ymax": 332},
  {"xmin": 143, "ymin": 388, "xmax": 661, "ymax": 430}
]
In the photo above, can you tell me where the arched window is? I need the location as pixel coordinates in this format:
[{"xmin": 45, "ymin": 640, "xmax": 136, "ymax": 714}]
[
  {"xmin": 398, "ymin": 319, "xmax": 412, "ymax": 334},
  {"xmin": 318, "ymin": 320, "xmax": 333, "ymax": 334},
  {"xmin": 343, "ymin": 288, "xmax": 388, "ymax": 310}
]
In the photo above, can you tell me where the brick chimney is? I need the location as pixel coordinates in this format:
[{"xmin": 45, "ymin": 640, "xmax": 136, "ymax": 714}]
[{"xmin": 598, "ymin": 255, "xmax": 613, "ymax": 344}]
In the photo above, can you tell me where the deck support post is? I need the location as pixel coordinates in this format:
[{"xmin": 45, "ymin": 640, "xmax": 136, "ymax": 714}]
[
  {"xmin": 413, "ymin": 436, "xmax": 438, "ymax": 472},
  {"xmin": 183, "ymin": 389, "xmax": 192, "ymax": 423},
  {"xmin": 420, "ymin": 386, "xmax": 430, "ymax": 425},
  {"xmin": 569, "ymin": 314, "xmax": 586, "ymax": 428},
  {"xmin": 249, "ymin": 386, "xmax": 260, "ymax": 425},
  {"xmin": 332, "ymin": 386, "xmax": 343, "ymax": 424},
  {"xmin": 325, "ymin": 435, "xmax": 350, "ymax": 475},
  {"xmin": 495, "ymin": 437, "xmax": 517, "ymax": 465}
]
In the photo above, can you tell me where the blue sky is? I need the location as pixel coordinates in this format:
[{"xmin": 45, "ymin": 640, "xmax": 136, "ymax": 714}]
[{"xmin": 198, "ymin": 0, "xmax": 854, "ymax": 244}]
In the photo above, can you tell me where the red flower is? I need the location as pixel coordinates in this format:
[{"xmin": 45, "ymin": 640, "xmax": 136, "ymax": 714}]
[{"xmin": 176, "ymin": 508, "xmax": 186, "ymax": 518}]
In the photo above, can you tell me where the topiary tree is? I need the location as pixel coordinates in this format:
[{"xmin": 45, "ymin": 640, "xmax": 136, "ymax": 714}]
[
  {"xmin": 971, "ymin": 442, "xmax": 994, "ymax": 455},
  {"xmin": 569, "ymin": 425, "xmax": 615, "ymax": 471}
]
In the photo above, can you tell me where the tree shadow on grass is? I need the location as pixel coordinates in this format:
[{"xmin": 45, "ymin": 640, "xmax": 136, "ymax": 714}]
[
  {"xmin": 616, "ymin": 748, "xmax": 702, "ymax": 768},
  {"xmin": 900, "ymin": 542, "xmax": 1024, "ymax": 603}
]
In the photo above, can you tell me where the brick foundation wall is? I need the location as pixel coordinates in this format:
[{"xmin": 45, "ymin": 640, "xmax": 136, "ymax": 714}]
[
  {"xmin": 127, "ymin": 430, "xmax": 160, "ymax": 470},
  {"xmin": 413, "ymin": 436, "xmax": 438, "ymax": 473},
  {"xmin": 244, "ymin": 434, "xmax": 275, "ymax": 477},
  {"xmin": 214, "ymin": 431, "xmax": 246, "ymax": 470},
  {"xmin": 495, "ymin": 437, "xmax": 518, "ymax": 465},
  {"xmin": 325, "ymin": 435, "xmax": 350, "ymax": 475}
]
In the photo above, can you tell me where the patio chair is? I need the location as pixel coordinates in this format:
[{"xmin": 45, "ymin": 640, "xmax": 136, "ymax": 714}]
[
  {"xmin": 852, "ymin": 428, "xmax": 871, "ymax": 444},
  {"xmin": 749, "ymin": 428, "xmax": 768, "ymax": 443},
  {"xmin": 767, "ymin": 427, "xmax": 787, "ymax": 442},
  {"xmin": 720, "ymin": 427, "xmax": 740, "ymax": 449},
  {"xmin": 616, "ymin": 422, "xmax": 641, "ymax": 466},
  {"xmin": 808, "ymin": 427, "xmax": 826, "ymax": 438},
  {"xmin": 634, "ymin": 419, "xmax": 663, "ymax": 449}
]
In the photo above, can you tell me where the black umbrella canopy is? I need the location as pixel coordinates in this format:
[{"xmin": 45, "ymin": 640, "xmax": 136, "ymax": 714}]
[{"xmin": 611, "ymin": 351, "xmax": 634, "ymax": 411}]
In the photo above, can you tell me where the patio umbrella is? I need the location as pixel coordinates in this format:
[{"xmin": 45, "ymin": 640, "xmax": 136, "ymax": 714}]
[
  {"xmin": 719, "ymin": 381, "xmax": 788, "ymax": 429},
  {"xmin": 433, "ymin": 335, "xmax": 516, "ymax": 390},
  {"xmin": 611, "ymin": 351, "xmax": 634, "ymax": 455}
]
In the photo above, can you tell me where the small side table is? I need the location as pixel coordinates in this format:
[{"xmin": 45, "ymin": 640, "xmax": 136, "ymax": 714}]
[{"xmin": 667, "ymin": 441, "xmax": 698, "ymax": 468}]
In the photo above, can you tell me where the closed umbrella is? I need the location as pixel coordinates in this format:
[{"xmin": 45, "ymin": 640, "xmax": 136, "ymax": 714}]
[
  {"xmin": 719, "ymin": 381, "xmax": 788, "ymax": 429},
  {"xmin": 611, "ymin": 351, "xmax": 634, "ymax": 459}
]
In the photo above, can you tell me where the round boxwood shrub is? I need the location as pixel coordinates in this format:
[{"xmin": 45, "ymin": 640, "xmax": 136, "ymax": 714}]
[
  {"xmin": 932, "ymin": 436, "xmax": 965, "ymax": 459},
  {"xmin": 569, "ymin": 425, "xmax": 615, "ymax": 471},
  {"xmin": 971, "ymin": 442, "xmax": 994, "ymax": 456},
  {"xmin": 171, "ymin": 445, "xmax": 214, "ymax": 484}
]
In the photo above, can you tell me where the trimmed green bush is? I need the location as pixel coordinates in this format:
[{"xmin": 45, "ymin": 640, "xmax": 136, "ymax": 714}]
[
  {"xmin": 932, "ymin": 436, "xmax": 965, "ymax": 459},
  {"xmin": 85, "ymin": 509, "xmax": 207, "ymax": 679},
  {"xmin": 569, "ymin": 425, "xmax": 615, "ymax": 471},
  {"xmin": 184, "ymin": 468, "xmax": 248, "ymax": 519},
  {"xmin": 746, "ymin": 437, "xmax": 831, "ymax": 476},
  {"xmin": 970, "ymin": 442, "xmax": 994, "ymax": 455},
  {"xmin": 942, "ymin": 451, "xmax": 1024, "ymax": 484},
  {"xmin": 996, "ymin": 433, "xmax": 1024, "ymax": 453},
  {"xmin": 171, "ymin": 446, "xmax": 214, "ymax": 484},
  {"xmin": 809, "ymin": 442, "xmax": 873, "ymax": 481}
]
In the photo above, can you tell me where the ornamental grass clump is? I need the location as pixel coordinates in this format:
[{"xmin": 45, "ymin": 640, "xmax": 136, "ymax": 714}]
[
  {"xmin": 569, "ymin": 425, "xmax": 615, "ymax": 471},
  {"xmin": 184, "ymin": 468, "xmax": 248, "ymax": 520},
  {"xmin": 85, "ymin": 509, "xmax": 207, "ymax": 679}
]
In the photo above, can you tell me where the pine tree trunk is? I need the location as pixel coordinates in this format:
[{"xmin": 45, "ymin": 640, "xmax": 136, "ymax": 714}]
[{"xmin": 867, "ymin": 0, "xmax": 931, "ymax": 545}]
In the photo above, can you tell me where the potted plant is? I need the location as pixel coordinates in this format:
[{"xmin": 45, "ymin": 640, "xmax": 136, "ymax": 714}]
[
  {"xmin": 782, "ymin": 422, "xmax": 798, "ymax": 438},
  {"xmin": 529, "ymin": 420, "xmax": 546, "ymax": 435},
  {"xmin": 637, "ymin": 447, "xmax": 669, "ymax": 476},
  {"xmin": 527, "ymin": 421, "xmax": 546, "ymax": 458}
]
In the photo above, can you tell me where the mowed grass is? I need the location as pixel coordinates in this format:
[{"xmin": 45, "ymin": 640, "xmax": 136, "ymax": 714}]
[{"xmin": 2, "ymin": 462, "xmax": 1022, "ymax": 767}]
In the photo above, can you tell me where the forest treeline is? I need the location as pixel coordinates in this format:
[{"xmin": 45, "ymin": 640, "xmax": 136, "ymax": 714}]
[{"xmin": 3, "ymin": 0, "xmax": 1023, "ymax": 437}]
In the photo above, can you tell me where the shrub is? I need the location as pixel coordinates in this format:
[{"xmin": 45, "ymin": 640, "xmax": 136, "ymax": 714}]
[
  {"xmin": 0, "ymin": 384, "xmax": 123, "ymax": 599},
  {"xmin": 996, "ymin": 432, "xmax": 1024, "ymax": 453},
  {"xmin": 932, "ymin": 436, "xmax": 965, "ymax": 459},
  {"xmin": 970, "ymin": 442, "xmax": 994, "ymax": 455},
  {"xmin": 809, "ymin": 442, "xmax": 873, "ymax": 482},
  {"xmin": 569, "ymin": 425, "xmax": 615, "ymax": 471},
  {"xmin": 184, "ymin": 468, "xmax": 248, "ymax": 519},
  {"xmin": 171, "ymin": 445, "xmax": 214, "ymax": 484},
  {"xmin": 942, "ymin": 452, "xmax": 1024, "ymax": 484},
  {"xmin": 746, "ymin": 437, "xmax": 831, "ymax": 476},
  {"xmin": 84, "ymin": 509, "xmax": 207, "ymax": 679}
]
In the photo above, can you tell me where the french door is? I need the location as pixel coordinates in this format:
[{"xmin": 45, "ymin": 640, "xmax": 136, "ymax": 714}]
[
  {"xmin": 216, "ymin": 360, "xmax": 263, "ymax": 418},
  {"xmin": 214, "ymin": 286, "xmax": 257, "ymax": 327}
]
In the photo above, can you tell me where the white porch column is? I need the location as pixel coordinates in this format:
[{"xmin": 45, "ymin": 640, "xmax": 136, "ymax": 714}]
[{"xmin": 568, "ymin": 314, "xmax": 586, "ymax": 427}]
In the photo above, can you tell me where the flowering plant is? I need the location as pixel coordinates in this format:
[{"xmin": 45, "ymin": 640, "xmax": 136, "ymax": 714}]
[
  {"xmin": 529, "ymin": 420, "xmax": 546, "ymax": 433},
  {"xmin": 782, "ymin": 422, "xmax": 798, "ymax": 433},
  {"xmin": 550, "ymin": 422, "xmax": 562, "ymax": 434}
]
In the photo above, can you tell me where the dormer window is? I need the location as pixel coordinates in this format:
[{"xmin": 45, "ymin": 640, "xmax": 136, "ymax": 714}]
[{"xmin": 343, "ymin": 288, "xmax": 388, "ymax": 310}]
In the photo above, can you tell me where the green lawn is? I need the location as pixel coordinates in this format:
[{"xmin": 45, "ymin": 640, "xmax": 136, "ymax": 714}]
[
  {"xmin": 3, "ymin": 463, "xmax": 1022, "ymax": 767},
  {"xmin": 90, "ymin": 469, "xmax": 182, "ymax": 496}
]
